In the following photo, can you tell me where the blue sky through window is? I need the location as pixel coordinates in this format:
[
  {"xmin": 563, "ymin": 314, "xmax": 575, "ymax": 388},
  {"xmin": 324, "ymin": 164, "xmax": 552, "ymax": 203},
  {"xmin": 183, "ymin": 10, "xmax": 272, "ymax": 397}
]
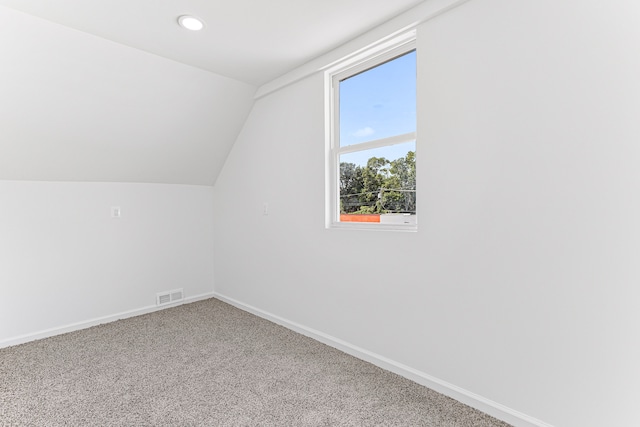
[{"xmin": 339, "ymin": 50, "xmax": 416, "ymax": 166}]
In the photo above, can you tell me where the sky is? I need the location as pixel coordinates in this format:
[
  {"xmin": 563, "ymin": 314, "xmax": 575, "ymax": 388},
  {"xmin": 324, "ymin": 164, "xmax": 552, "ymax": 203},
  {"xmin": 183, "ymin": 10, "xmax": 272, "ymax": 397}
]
[{"xmin": 339, "ymin": 50, "xmax": 416, "ymax": 166}]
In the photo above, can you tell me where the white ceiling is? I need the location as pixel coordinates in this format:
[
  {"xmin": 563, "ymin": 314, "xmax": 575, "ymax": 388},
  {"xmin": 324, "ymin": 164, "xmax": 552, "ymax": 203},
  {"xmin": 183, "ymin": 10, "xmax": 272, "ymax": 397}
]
[
  {"xmin": 0, "ymin": 0, "xmax": 426, "ymax": 86},
  {"xmin": 0, "ymin": 5, "xmax": 256, "ymax": 185}
]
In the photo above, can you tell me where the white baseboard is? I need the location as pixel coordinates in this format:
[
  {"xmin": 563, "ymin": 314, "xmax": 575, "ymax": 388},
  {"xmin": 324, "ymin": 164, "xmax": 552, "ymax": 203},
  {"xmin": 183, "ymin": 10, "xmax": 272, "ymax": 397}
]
[
  {"xmin": 0, "ymin": 292, "xmax": 216, "ymax": 349},
  {"xmin": 214, "ymin": 292, "xmax": 554, "ymax": 427}
]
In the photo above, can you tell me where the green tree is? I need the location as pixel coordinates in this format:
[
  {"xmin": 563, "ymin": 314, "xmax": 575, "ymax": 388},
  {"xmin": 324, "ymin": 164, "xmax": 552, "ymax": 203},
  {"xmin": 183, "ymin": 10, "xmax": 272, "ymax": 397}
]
[
  {"xmin": 340, "ymin": 151, "xmax": 416, "ymax": 215},
  {"xmin": 339, "ymin": 162, "xmax": 364, "ymax": 213},
  {"xmin": 383, "ymin": 151, "xmax": 416, "ymax": 213},
  {"xmin": 361, "ymin": 157, "xmax": 390, "ymax": 213}
]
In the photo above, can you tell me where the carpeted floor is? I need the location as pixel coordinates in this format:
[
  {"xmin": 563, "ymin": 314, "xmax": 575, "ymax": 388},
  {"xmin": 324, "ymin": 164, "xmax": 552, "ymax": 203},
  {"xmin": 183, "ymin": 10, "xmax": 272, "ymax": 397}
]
[{"xmin": 0, "ymin": 298, "xmax": 512, "ymax": 426}]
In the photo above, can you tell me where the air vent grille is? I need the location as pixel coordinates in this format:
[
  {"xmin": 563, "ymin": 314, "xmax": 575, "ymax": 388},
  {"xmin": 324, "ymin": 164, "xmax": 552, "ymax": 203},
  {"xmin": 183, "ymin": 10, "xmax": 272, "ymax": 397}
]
[{"xmin": 156, "ymin": 288, "xmax": 184, "ymax": 306}]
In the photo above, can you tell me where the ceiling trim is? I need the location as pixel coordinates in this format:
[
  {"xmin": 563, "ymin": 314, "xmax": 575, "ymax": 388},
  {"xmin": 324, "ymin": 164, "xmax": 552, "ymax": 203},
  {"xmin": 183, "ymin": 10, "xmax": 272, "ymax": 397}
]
[{"xmin": 254, "ymin": 0, "xmax": 472, "ymax": 100}]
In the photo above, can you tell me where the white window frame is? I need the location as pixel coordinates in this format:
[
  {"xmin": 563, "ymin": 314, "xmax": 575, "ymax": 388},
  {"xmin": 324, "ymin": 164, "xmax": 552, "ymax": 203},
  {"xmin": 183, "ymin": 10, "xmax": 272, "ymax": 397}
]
[{"xmin": 324, "ymin": 31, "xmax": 417, "ymax": 231}]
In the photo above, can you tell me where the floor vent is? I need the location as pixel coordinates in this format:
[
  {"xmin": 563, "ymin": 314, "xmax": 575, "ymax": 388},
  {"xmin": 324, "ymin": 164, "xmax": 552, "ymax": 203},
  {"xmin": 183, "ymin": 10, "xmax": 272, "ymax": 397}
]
[{"xmin": 156, "ymin": 288, "xmax": 184, "ymax": 306}]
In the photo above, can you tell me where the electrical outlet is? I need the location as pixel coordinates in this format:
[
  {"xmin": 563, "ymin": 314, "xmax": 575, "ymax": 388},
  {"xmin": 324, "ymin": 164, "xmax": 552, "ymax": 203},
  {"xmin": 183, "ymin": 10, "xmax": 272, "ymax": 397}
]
[{"xmin": 111, "ymin": 206, "xmax": 121, "ymax": 218}]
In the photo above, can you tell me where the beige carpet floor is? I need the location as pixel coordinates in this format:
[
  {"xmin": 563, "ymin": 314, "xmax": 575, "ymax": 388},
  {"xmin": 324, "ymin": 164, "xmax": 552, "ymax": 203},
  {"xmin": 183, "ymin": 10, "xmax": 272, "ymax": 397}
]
[{"xmin": 0, "ymin": 298, "xmax": 512, "ymax": 426}]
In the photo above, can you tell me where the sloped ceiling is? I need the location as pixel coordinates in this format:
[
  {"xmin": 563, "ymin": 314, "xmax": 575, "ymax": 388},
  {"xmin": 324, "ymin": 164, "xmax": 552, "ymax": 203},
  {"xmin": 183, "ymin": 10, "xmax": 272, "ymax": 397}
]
[
  {"xmin": 0, "ymin": 0, "xmax": 425, "ymax": 86},
  {"xmin": 0, "ymin": 6, "xmax": 255, "ymax": 185},
  {"xmin": 0, "ymin": 1, "xmax": 425, "ymax": 185}
]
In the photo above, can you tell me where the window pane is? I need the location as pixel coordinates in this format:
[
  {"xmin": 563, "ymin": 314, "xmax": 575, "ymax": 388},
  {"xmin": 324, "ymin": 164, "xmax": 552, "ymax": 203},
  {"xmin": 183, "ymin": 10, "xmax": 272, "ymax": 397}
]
[
  {"xmin": 339, "ymin": 142, "xmax": 416, "ymax": 224},
  {"xmin": 339, "ymin": 50, "xmax": 416, "ymax": 148}
]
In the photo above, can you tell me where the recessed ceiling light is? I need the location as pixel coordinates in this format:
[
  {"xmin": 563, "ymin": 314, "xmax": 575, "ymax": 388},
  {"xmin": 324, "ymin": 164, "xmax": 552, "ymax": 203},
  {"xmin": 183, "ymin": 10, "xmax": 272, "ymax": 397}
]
[{"xmin": 178, "ymin": 15, "xmax": 204, "ymax": 31}]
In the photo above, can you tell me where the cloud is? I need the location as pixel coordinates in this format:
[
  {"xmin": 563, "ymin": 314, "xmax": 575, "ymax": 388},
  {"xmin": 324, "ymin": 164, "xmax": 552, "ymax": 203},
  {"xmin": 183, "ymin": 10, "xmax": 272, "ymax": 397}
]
[{"xmin": 352, "ymin": 127, "xmax": 375, "ymax": 138}]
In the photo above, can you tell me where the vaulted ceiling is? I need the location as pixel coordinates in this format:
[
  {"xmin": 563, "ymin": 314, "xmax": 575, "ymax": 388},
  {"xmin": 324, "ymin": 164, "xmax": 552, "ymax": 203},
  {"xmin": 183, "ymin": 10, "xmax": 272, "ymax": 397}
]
[
  {"xmin": 0, "ymin": 0, "xmax": 426, "ymax": 185},
  {"xmin": 0, "ymin": 0, "xmax": 425, "ymax": 86}
]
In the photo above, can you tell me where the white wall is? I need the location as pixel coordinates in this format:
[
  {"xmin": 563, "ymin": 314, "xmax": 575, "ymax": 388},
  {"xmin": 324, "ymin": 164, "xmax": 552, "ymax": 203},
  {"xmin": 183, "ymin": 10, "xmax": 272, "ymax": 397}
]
[
  {"xmin": 0, "ymin": 6, "xmax": 240, "ymax": 346},
  {"xmin": 0, "ymin": 181, "xmax": 215, "ymax": 345},
  {"xmin": 213, "ymin": 1, "xmax": 640, "ymax": 426}
]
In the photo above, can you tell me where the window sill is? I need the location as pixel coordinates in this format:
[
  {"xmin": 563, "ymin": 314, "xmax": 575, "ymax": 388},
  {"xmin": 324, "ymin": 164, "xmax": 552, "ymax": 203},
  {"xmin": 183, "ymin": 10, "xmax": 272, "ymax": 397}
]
[{"xmin": 328, "ymin": 222, "xmax": 417, "ymax": 232}]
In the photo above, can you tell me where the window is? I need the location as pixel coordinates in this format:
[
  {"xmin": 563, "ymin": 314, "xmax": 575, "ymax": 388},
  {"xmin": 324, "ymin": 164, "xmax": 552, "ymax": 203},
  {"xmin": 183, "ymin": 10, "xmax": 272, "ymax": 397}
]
[{"xmin": 326, "ymin": 34, "xmax": 417, "ymax": 230}]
